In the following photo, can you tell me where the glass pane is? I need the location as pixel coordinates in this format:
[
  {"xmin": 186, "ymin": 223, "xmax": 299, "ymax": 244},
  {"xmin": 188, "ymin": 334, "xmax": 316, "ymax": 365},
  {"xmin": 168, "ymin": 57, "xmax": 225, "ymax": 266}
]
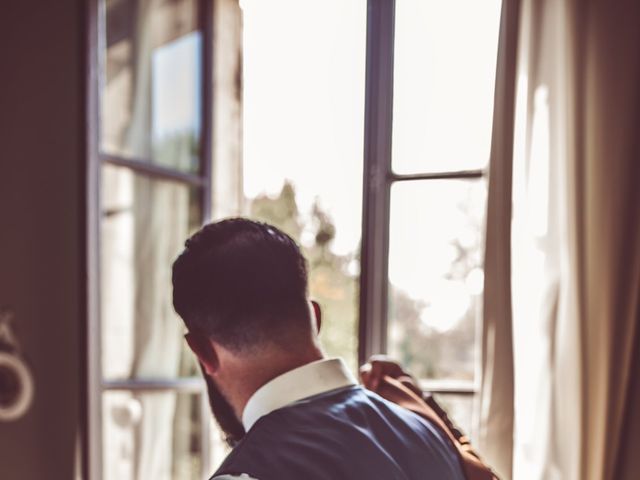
[
  {"xmin": 432, "ymin": 394, "xmax": 475, "ymax": 440},
  {"xmin": 240, "ymin": 0, "xmax": 366, "ymax": 372},
  {"xmin": 102, "ymin": 391, "xmax": 203, "ymax": 480},
  {"xmin": 101, "ymin": 164, "xmax": 201, "ymax": 380},
  {"xmin": 392, "ymin": 0, "xmax": 502, "ymax": 173},
  {"xmin": 388, "ymin": 180, "xmax": 486, "ymax": 381},
  {"xmin": 102, "ymin": 0, "xmax": 202, "ymax": 172}
]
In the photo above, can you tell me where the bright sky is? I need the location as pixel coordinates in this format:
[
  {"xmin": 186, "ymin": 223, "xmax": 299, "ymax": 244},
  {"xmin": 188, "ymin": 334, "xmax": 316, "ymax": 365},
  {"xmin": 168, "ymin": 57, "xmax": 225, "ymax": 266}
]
[
  {"xmin": 240, "ymin": 0, "xmax": 501, "ymax": 330},
  {"xmin": 241, "ymin": 0, "xmax": 367, "ymax": 255}
]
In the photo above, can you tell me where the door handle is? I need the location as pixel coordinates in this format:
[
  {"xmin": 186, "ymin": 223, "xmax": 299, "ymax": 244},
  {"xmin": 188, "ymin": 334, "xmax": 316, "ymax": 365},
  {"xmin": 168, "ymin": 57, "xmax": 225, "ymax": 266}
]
[{"xmin": 0, "ymin": 309, "xmax": 34, "ymax": 422}]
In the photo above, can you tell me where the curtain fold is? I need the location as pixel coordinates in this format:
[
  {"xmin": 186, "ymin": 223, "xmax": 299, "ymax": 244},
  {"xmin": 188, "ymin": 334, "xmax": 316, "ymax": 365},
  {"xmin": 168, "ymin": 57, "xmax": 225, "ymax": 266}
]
[
  {"xmin": 477, "ymin": 1, "xmax": 521, "ymax": 478},
  {"xmin": 483, "ymin": 0, "xmax": 640, "ymax": 479},
  {"xmin": 575, "ymin": 2, "xmax": 640, "ymax": 478},
  {"xmin": 510, "ymin": 1, "xmax": 583, "ymax": 478}
]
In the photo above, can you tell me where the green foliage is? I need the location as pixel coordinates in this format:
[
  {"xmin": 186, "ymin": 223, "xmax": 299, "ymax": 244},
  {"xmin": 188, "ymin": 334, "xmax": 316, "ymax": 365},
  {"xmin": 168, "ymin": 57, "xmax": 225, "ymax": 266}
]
[
  {"xmin": 249, "ymin": 182, "xmax": 358, "ymax": 372},
  {"xmin": 388, "ymin": 186, "xmax": 482, "ymax": 382},
  {"xmin": 389, "ymin": 285, "xmax": 476, "ymax": 381},
  {"xmin": 247, "ymin": 180, "xmax": 479, "ymax": 381},
  {"xmin": 250, "ymin": 182, "xmax": 302, "ymax": 240}
]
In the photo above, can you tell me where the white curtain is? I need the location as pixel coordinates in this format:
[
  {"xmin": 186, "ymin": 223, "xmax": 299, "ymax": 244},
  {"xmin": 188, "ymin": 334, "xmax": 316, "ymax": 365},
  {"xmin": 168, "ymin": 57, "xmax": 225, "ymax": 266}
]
[
  {"xmin": 477, "ymin": 1, "xmax": 520, "ymax": 478},
  {"xmin": 482, "ymin": 0, "xmax": 640, "ymax": 479},
  {"xmin": 510, "ymin": 1, "xmax": 582, "ymax": 477}
]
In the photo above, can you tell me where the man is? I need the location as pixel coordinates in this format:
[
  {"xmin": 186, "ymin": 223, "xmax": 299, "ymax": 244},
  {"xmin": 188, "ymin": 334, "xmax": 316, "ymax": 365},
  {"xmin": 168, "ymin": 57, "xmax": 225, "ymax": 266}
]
[{"xmin": 172, "ymin": 218, "xmax": 466, "ymax": 480}]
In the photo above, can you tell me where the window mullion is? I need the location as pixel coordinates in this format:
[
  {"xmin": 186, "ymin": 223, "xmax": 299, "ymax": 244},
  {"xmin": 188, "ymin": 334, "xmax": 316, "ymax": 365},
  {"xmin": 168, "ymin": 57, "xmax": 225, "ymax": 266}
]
[
  {"xmin": 390, "ymin": 169, "xmax": 486, "ymax": 182},
  {"xmin": 101, "ymin": 377, "xmax": 206, "ymax": 392},
  {"xmin": 199, "ymin": 0, "xmax": 214, "ymax": 222},
  {"xmin": 85, "ymin": 0, "xmax": 103, "ymax": 477},
  {"xmin": 359, "ymin": 0, "xmax": 396, "ymax": 365},
  {"xmin": 198, "ymin": 1, "xmax": 214, "ymax": 476},
  {"xmin": 101, "ymin": 154, "xmax": 207, "ymax": 186}
]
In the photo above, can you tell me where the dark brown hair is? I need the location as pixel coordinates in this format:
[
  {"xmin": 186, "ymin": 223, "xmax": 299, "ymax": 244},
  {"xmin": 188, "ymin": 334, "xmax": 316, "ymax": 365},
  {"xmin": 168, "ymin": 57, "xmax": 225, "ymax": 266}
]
[{"xmin": 172, "ymin": 218, "xmax": 310, "ymax": 351}]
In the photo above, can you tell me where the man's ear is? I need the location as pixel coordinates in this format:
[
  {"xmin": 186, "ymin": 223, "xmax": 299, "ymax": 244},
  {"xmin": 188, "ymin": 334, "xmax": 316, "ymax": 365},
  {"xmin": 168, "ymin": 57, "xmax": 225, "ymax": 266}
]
[
  {"xmin": 311, "ymin": 300, "xmax": 322, "ymax": 333},
  {"xmin": 184, "ymin": 331, "xmax": 219, "ymax": 376}
]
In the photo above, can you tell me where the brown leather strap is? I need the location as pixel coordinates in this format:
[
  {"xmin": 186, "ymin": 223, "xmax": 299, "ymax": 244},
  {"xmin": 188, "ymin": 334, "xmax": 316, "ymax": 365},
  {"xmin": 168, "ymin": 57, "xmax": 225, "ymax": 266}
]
[{"xmin": 375, "ymin": 376, "xmax": 499, "ymax": 480}]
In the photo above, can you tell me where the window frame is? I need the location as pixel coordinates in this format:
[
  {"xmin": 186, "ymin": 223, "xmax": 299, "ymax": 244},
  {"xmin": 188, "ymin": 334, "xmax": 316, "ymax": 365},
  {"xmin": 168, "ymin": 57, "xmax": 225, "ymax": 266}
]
[
  {"xmin": 86, "ymin": 0, "xmax": 216, "ymax": 477},
  {"xmin": 358, "ymin": 0, "xmax": 485, "ymax": 400}
]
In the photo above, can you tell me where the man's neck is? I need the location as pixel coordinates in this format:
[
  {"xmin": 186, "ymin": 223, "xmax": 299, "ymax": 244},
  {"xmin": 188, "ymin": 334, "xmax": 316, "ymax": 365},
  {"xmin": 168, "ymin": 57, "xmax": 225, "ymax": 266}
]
[{"xmin": 227, "ymin": 346, "xmax": 325, "ymax": 423}]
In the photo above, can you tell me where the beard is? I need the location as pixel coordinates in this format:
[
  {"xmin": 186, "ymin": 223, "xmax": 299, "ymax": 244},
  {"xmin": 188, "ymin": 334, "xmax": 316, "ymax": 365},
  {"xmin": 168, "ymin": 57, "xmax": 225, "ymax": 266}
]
[{"xmin": 199, "ymin": 363, "xmax": 246, "ymax": 447}]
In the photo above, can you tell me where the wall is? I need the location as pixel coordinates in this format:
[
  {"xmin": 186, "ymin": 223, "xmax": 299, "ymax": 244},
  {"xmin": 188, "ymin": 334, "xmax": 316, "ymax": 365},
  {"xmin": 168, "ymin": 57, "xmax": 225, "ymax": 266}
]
[{"xmin": 0, "ymin": 1, "xmax": 86, "ymax": 478}]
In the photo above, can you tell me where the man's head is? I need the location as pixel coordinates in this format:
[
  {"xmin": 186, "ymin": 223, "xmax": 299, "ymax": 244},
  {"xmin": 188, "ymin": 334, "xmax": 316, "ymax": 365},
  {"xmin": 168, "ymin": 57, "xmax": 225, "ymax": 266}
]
[
  {"xmin": 172, "ymin": 218, "xmax": 323, "ymax": 426},
  {"xmin": 172, "ymin": 218, "xmax": 318, "ymax": 348}
]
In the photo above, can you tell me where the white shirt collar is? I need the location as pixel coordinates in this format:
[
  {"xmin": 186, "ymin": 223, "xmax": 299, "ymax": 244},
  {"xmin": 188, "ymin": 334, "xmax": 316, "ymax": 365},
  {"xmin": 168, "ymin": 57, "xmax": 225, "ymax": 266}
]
[{"xmin": 241, "ymin": 358, "xmax": 357, "ymax": 431}]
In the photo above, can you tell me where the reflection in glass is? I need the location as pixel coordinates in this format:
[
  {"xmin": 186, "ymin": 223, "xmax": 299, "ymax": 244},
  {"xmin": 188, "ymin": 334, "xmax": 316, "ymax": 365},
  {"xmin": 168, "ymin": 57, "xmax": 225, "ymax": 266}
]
[
  {"xmin": 388, "ymin": 180, "xmax": 487, "ymax": 381},
  {"xmin": 240, "ymin": 0, "xmax": 366, "ymax": 372},
  {"xmin": 392, "ymin": 0, "xmax": 502, "ymax": 173},
  {"xmin": 102, "ymin": 0, "xmax": 202, "ymax": 172},
  {"xmin": 101, "ymin": 165, "xmax": 201, "ymax": 380},
  {"xmin": 102, "ymin": 391, "xmax": 203, "ymax": 480}
]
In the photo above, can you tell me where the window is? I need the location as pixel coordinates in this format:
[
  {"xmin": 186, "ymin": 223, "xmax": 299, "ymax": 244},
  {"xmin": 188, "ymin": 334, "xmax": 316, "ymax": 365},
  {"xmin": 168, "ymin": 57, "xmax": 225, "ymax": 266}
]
[
  {"xmin": 95, "ymin": 0, "xmax": 228, "ymax": 477},
  {"xmin": 91, "ymin": 0, "xmax": 502, "ymax": 476},
  {"xmin": 360, "ymin": 0, "xmax": 502, "ymax": 436}
]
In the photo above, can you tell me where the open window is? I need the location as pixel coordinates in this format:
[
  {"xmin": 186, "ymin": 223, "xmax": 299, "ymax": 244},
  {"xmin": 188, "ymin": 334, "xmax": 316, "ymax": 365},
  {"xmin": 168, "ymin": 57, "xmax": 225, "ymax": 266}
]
[
  {"xmin": 90, "ymin": 0, "xmax": 502, "ymax": 476},
  {"xmin": 360, "ymin": 0, "xmax": 502, "ymax": 437},
  {"xmin": 92, "ymin": 0, "xmax": 240, "ymax": 477}
]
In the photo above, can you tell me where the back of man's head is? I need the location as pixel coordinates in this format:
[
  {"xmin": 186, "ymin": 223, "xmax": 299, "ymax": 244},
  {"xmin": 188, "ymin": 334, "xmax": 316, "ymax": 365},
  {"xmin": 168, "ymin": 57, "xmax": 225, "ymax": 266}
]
[{"xmin": 172, "ymin": 218, "xmax": 311, "ymax": 352}]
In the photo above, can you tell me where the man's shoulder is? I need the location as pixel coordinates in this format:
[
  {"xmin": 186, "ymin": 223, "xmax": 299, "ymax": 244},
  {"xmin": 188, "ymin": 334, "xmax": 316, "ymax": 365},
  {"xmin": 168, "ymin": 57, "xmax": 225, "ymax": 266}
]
[{"xmin": 213, "ymin": 384, "xmax": 464, "ymax": 480}]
